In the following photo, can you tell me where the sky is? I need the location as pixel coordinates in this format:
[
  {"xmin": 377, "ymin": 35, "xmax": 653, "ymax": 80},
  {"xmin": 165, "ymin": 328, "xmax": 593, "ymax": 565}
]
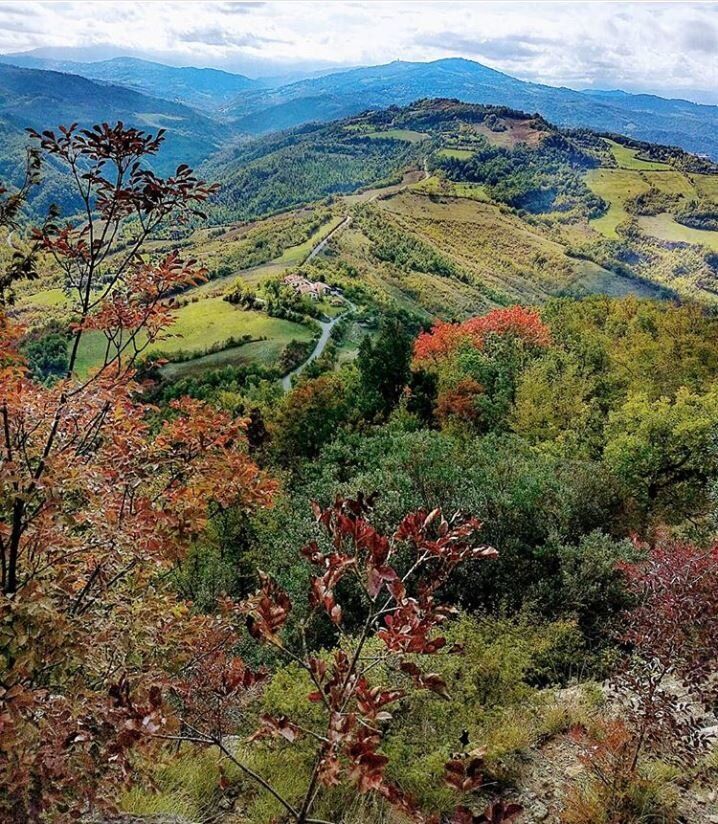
[{"xmin": 1, "ymin": 1, "xmax": 717, "ymax": 103}]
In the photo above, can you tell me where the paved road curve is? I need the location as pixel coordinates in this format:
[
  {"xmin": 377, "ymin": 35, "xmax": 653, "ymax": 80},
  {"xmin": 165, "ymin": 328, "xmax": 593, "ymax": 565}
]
[{"xmin": 281, "ymin": 308, "xmax": 350, "ymax": 391}]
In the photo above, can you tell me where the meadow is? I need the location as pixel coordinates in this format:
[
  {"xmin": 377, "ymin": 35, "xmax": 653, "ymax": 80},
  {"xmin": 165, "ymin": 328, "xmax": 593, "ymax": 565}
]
[
  {"xmin": 585, "ymin": 168, "xmax": 649, "ymax": 238},
  {"xmin": 364, "ymin": 128, "xmax": 429, "ymax": 142},
  {"xmin": 607, "ymin": 138, "xmax": 671, "ymax": 170},
  {"xmin": 638, "ymin": 212, "xmax": 718, "ymax": 251},
  {"xmin": 586, "ymin": 162, "xmax": 718, "ymax": 250},
  {"xmin": 74, "ymin": 300, "xmax": 313, "ymax": 375}
]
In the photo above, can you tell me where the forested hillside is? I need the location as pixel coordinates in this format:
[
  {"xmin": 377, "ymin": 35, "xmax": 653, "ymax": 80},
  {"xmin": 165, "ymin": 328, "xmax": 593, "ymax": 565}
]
[
  {"xmin": 0, "ymin": 62, "xmax": 234, "ymax": 208},
  {"xmin": 2, "ymin": 77, "xmax": 718, "ymax": 824},
  {"xmin": 0, "ymin": 55, "xmax": 258, "ymax": 111},
  {"xmin": 223, "ymin": 58, "xmax": 718, "ymax": 158}
]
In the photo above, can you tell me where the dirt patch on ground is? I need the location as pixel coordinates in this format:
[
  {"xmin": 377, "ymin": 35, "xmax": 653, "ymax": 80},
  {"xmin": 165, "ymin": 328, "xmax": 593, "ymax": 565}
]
[{"xmin": 472, "ymin": 118, "xmax": 547, "ymax": 149}]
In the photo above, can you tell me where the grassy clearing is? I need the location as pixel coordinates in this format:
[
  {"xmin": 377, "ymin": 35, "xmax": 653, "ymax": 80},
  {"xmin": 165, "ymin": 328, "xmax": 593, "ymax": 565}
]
[
  {"xmin": 451, "ymin": 181, "xmax": 491, "ymax": 201},
  {"xmin": 566, "ymin": 259, "xmax": 663, "ymax": 299},
  {"xmin": 643, "ymin": 170, "xmax": 697, "ymax": 198},
  {"xmin": 276, "ymin": 215, "xmax": 344, "ymax": 265},
  {"xmin": 161, "ymin": 333, "xmax": 311, "ymax": 379},
  {"xmin": 436, "ymin": 147, "xmax": 475, "ymax": 160},
  {"xmin": 412, "ymin": 176, "xmax": 490, "ymax": 202},
  {"xmin": 586, "ymin": 168, "xmax": 650, "ymax": 238},
  {"xmin": 638, "ymin": 213, "xmax": 718, "ymax": 251},
  {"xmin": 16, "ymin": 287, "xmax": 67, "ymax": 308},
  {"xmin": 472, "ymin": 119, "xmax": 546, "ymax": 149},
  {"xmin": 335, "ymin": 320, "xmax": 367, "ymax": 365},
  {"xmin": 75, "ymin": 300, "xmax": 313, "ymax": 375},
  {"xmin": 607, "ymin": 139, "xmax": 670, "ymax": 171},
  {"xmin": 365, "ymin": 129, "xmax": 428, "ymax": 143},
  {"xmin": 693, "ymin": 173, "xmax": 718, "ymax": 201}
]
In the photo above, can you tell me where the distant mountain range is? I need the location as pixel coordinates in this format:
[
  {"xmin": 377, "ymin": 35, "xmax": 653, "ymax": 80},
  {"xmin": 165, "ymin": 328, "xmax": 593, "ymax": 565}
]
[
  {"xmin": 225, "ymin": 58, "xmax": 718, "ymax": 159},
  {"xmin": 0, "ymin": 55, "xmax": 258, "ymax": 112},
  {"xmin": 0, "ymin": 53, "xmax": 717, "ymax": 183},
  {"xmin": 0, "ymin": 62, "xmax": 229, "ymax": 180}
]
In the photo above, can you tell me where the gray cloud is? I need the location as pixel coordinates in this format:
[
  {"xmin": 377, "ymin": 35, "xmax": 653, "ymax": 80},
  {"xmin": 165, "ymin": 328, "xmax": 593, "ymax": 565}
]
[
  {"xmin": 177, "ymin": 26, "xmax": 287, "ymax": 47},
  {"xmin": 414, "ymin": 31, "xmax": 561, "ymax": 62},
  {"xmin": 682, "ymin": 20, "xmax": 718, "ymax": 54},
  {"xmin": 217, "ymin": 1, "xmax": 267, "ymax": 14}
]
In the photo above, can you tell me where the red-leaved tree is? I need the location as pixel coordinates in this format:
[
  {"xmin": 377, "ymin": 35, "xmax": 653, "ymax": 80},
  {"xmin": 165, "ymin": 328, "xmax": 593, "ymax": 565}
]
[
  {"xmin": 413, "ymin": 306, "xmax": 551, "ymax": 368},
  {"xmin": 565, "ymin": 540, "xmax": 718, "ymax": 822},
  {"xmin": 0, "ymin": 125, "xmax": 275, "ymax": 820},
  {"xmin": 166, "ymin": 495, "xmax": 516, "ymax": 824},
  {"xmin": 614, "ymin": 540, "xmax": 718, "ymax": 768}
]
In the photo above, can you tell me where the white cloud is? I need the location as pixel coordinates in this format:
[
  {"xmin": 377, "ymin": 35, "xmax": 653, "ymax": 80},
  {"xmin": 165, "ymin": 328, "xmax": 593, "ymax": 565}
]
[{"xmin": 0, "ymin": 1, "xmax": 716, "ymax": 101}]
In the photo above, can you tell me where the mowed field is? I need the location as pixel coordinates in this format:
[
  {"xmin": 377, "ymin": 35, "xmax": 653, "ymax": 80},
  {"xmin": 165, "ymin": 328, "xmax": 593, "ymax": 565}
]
[
  {"xmin": 436, "ymin": 148, "xmax": 475, "ymax": 160},
  {"xmin": 365, "ymin": 129, "xmax": 428, "ymax": 143},
  {"xmin": 410, "ymin": 176, "xmax": 490, "ymax": 201},
  {"xmin": 585, "ymin": 168, "xmax": 650, "ymax": 238},
  {"xmin": 586, "ymin": 159, "xmax": 718, "ymax": 249},
  {"xmin": 607, "ymin": 139, "xmax": 670, "ymax": 171},
  {"xmin": 74, "ymin": 299, "xmax": 313, "ymax": 375},
  {"xmin": 638, "ymin": 214, "xmax": 718, "ymax": 251}
]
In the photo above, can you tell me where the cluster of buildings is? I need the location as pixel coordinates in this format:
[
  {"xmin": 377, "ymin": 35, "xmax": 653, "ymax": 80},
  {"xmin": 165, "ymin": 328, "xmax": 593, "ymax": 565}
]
[{"xmin": 283, "ymin": 274, "xmax": 333, "ymax": 300}]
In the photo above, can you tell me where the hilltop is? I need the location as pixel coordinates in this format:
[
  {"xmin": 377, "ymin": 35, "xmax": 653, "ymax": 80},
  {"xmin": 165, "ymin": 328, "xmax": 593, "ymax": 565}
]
[
  {"xmin": 1, "ymin": 53, "xmax": 718, "ymax": 159},
  {"xmin": 13, "ymin": 98, "xmax": 718, "ymax": 384},
  {"xmin": 223, "ymin": 58, "xmax": 718, "ymax": 159}
]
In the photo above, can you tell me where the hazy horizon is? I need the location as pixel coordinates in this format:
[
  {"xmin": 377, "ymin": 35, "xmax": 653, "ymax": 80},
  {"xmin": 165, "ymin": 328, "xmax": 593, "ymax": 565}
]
[{"xmin": 0, "ymin": 1, "xmax": 717, "ymax": 105}]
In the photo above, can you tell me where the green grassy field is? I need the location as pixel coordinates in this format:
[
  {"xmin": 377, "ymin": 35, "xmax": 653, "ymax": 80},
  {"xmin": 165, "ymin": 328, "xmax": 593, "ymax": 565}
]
[
  {"xmin": 74, "ymin": 300, "xmax": 313, "ymax": 375},
  {"xmin": 565, "ymin": 259, "xmax": 662, "ymax": 299},
  {"xmin": 436, "ymin": 148, "xmax": 475, "ymax": 160},
  {"xmin": 585, "ymin": 161, "xmax": 718, "ymax": 245},
  {"xmin": 645, "ymin": 170, "xmax": 697, "ymax": 198},
  {"xmin": 16, "ymin": 287, "xmax": 67, "ymax": 308},
  {"xmin": 450, "ymin": 181, "xmax": 491, "ymax": 201},
  {"xmin": 161, "ymin": 334, "xmax": 313, "ymax": 380},
  {"xmin": 365, "ymin": 129, "xmax": 428, "ymax": 143},
  {"xmin": 275, "ymin": 215, "xmax": 344, "ymax": 265},
  {"xmin": 411, "ymin": 176, "xmax": 490, "ymax": 202},
  {"xmin": 638, "ymin": 213, "xmax": 718, "ymax": 251},
  {"xmin": 586, "ymin": 168, "xmax": 650, "ymax": 238},
  {"xmin": 607, "ymin": 139, "xmax": 670, "ymax": 171},
  {"xmin": 693, "ymin": 174, "xmax": 718, "ymax": 201}
]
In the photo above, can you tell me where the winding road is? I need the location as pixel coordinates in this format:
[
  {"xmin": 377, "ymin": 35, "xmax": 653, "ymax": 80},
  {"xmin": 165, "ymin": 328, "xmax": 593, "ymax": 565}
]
[
  {"xmin": 280, "ymin": 158, "xmax": 429, "ymax": 391},
  {"xmin": 305, "ymin": 215, "xmax": 352, "ymax": 263},
  {"xmin": 281, "ymin": 306, "xmax": 351, "ymax": 391}
]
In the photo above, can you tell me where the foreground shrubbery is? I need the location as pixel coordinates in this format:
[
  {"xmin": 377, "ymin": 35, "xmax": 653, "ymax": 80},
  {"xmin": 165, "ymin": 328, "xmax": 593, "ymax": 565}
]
[{"xmin": 3, "ymin": 123, "xmax": 718, "ymax": 823}]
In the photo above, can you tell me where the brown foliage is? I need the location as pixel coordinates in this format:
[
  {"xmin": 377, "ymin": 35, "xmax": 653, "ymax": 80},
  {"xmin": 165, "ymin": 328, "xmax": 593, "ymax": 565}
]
[{"xmin": 0, "ymin": 124, "xmax": 272, "ymax": 821}]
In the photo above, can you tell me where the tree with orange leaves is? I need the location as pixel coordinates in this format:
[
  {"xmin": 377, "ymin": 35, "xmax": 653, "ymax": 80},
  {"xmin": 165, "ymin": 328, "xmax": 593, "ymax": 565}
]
[
  {"xmin": 413, "ymin": 306, "xmax": 550, "ymax": 368},
  {"xmin": 412, "ymin": 306, "xmax": 551, "ymax": 429},
  {"xmin": 0, "ymin": 124, "xmax": 274, "ymax": 820}
]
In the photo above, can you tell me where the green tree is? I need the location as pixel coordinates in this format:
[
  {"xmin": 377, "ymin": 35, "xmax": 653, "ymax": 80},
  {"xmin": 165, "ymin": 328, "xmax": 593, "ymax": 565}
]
[
  {"xmin": 357, "ymin": 316, "xmax": 414, "ymax": 418},
  {"xmin": 272, "ymin": 372, "xmax": 353, "ymax": 464},
  {"xmin": 604, "ymin": 386, "xmax": 718, "ymax": 527}
]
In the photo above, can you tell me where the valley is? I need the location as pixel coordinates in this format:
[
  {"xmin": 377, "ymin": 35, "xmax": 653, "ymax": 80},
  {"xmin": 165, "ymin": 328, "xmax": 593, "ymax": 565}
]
[
  {"xmin": 12, "ymin": 99, "xmax": 718, "ymax": 386},
  {"xmin": 4, "ymin": 28, "xmax": 718, "ymax": 824}
]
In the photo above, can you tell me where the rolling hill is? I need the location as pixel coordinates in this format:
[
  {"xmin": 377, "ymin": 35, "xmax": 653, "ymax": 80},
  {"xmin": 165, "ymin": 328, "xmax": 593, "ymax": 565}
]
[
  {"xmin": 0, "ymin": 55, "xmax": 258, "ymax": 113},
  {"xmin": 0, "ymin": 63, "xmax": 232, "ymax": 177},
  {"xmin": 12, "ymin": 96, "xmax": 718, "ymax": 382},
  {"xmin": 1, "ymin": 53, "xmax": 718, "ymax": 163},
  {"xmin": 224, "ymin": 58, "xmax": 718, "ymax": 160}
]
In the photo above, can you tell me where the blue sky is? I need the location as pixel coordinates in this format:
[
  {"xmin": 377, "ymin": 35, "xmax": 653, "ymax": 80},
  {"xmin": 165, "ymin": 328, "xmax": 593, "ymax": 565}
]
[{"xmin": 1, "ymin": 1, "xmax": 717, "ymax": 103}]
